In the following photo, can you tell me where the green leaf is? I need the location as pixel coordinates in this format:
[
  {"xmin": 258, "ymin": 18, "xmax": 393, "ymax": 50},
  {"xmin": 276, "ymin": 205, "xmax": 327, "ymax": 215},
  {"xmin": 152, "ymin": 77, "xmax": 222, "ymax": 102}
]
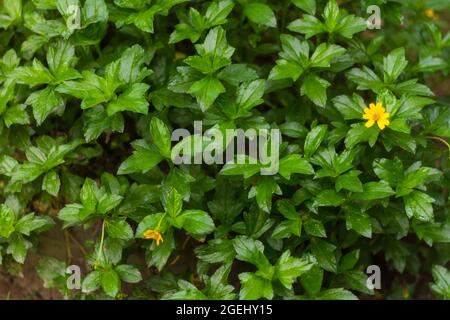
[
  {"xmin": 205, "ymin": 0, "xmax": 235, "ymax": 27},
  {"xmin": 304, "ymin": 125, "xmax": 328, "ymax": 158},
  {"xmin": 313, "ymin": 189, "xmax": 345, "ymax": 207},
  {"xmin": 107, "ymin": 83, "xmax": 150, "ymax": 116},
  {"xmin": 345, "ymin": 123, "xmax": 379, "ymax": 149},
  {"xmin": 82, "ymin": 0, "xmax": 109, "ymax": 25},
  {"xmin": 115, "ymin": 264, "xmax": 142, "ymax": 284},
  {"xmin": 269, "ymin": 59, "xmax": 303, "ymax": 81},
  {"xmin": 301, "ymin": 75, "xmax": 330, "ymax": 107},
  {"xmin": 56, "ymin": 71, "xmax": 110, "ymax": 109},
  {"xmin": 106, "ymin": 219, "xmax": 133, "ymax": 240},
  {"xmin": 174, "ymin": 210, "xmax": 215, "ymax": 235},
  {"xmin": 3, "ymin": 104, "xmax": 30, "ymax": 127},
  {"xmin": 15, "ymin": 213, "xmax": 54, "ymax": 235},
  {"xmin": 97, "ymin": 194, "xmax": 123, "ymax": 214},
  {"xmin": 220, "ymin": 156, "xmax": 261, "ymax": 178},
  {"xmin": 339, "ymin": 250, "xmax": 360, "ymax": 271},
  {"xmin": 46, "ymin": 41, "xmax": 80, "ymax": 82},
  {"xmin": 317, "ymin": 288, "xmax": 358, "ymax": 300},
  {"xmin": 279, "ymin": 154, "xmax": 314, "ymax": 179},
  {"xmin": 163, "ymin": 188, "xmax": 183, "ymax": 218},
  {"xmin": 233, "ymin": 236, "xmax": 272, "ymax": 277},
  {"xmin": 82, "ymin": 271, "xmax": 101, "ymax": 293},
  {"xmin": 373, "ymin": 158, "xmax": 404, "ymax": 187},
  {"xmin": 383, "ymin": 48, "xmax": 408, "ymax": 83},
  {"xmin": 26, "ymin": 87, "xmax": 64, "ymax": 125},
  {"xmin": 332, "ymin": 94, "xmax": 365, "ymax": 120},
  {"xmin": 135, "ymin": 213, "xmax": 166, "ymax": 238},
  {"xmin": 101, "ymin": 269, "xmax": 120, "ymax": 297},
  {"xmin": 83, "ymin": 106, "xmax": 124, "ymax": 142},
  {"xmin": 413, "ymin": 222, "xmax": 450, "ymax": 246},
  {"xmin": 344, "ymin": 207, "xmax": 372, "ymax": 238},
  {"xmin": 323, "ymin": 0, "xmax": 339, "ymax": 31},
  {"xmin": 352, "ymin": 181, "xmax": 395, "ymax": 201},
  {"xmin": 146, "ymin": 231, "xmax": 176, "ymax": 270},
  {"xmin": 218, "ymin": 64, "xmax": 259, "ymax": 86},
  {"xmin": 335, "ymin": 15, "xmax": 366, "ymax": 39},
  {"xmin": 300, "ymin": 266, "xmax": 323, "ymax": 296},
  {"xmin": 188, "ymin": 76, "xmax": 225, "ymax": 112},
  {"xmin": 309, "ymin": 43, "xmax": 346, "ymax": 68},
  {"xmin": 288, "ymin": 15, "xmax": 325, "ymax": 39},
  {"xmin": 292, "ymin": 0, "xmax": 316, "ymax": 15},
  {"xmin": 336, "ymin": 171, "xmax": 363, "ymax": 192},
  {"xmin": 238, "ymin": 272, "xmax": 273, "ymax": 300},
  {"xmin": 249, "ymin": 178, "xmax": 282, "ymax": 213},
  {"xmin": 117, "ymin": 140, "xmax": 163, "ymax": 175},
  {"xmin": 346, "ymin": 67, "xmax": 383, "ymax": 92},
  {"xmin": 311, "ymin": 239, "xmax": 337, "ymax": 273},
  {"xmin": 150, "ymin": 117, "xmax": 172, "ymax": 158},
  {"xmin": 404, "ymin": 191, "xmax": 434, "ymax": 222},
  {"xmin": 42, "ymin": 169, "xmax": 60, "ymax": 196},
  {"xmin": 162, "ymin": 279, "xmax": 207, "ymax": 300},
  {"xmin": 243, "ymin": 3, "xmax": 277, "ymax": 28},
  {"xmin": 430, "ymin": 265, "xmax": 450, "ymax": 299},
  {"xmin": 304, "ymin": 218, "xmax": 326, "ymax": 237},
  {"xmin": 0, "ymin": 204, "xmax": 16, "ymax": 238},
  {"xmin": 80, "ymin": 178, "xmax": 98, "ymax": 213},
  {"xmin": 7, "ymin": 235, "xmax": 32, "ymax": 263},
  {"xmin": 272, "ymin": 219, "xmax": 302, "ymax": 239},
  {"xmin": 12, "ymin": 59, "xmax": 54, "ymax": 86},
  {"xmin": 414, "ymin": 56, "xmax": 446, "ymax": 73},
  {"xmin": 274, "ymin": 251, "xmax": 316, "ymax": 289},
  {"xmin": 236, "ymin": 79, "xmax": 265, "ymax": 113}
]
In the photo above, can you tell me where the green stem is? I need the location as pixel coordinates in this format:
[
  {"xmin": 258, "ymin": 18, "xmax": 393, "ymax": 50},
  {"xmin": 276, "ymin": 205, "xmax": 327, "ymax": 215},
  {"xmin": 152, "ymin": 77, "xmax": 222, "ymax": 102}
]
[
  {"xmin": 427, "ymin": 136, "xmax": 450, "ymax": 158},
  {"xmin": 96, "ymin": 220, "xmax": 106, "ymax": 264}
]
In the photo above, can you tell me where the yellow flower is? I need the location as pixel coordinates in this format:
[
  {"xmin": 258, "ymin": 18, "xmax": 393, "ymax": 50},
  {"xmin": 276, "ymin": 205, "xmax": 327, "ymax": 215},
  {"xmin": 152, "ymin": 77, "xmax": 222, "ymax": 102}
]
[
  {"xmin": 425, "ymin": 9, "xmax": 438, "ymax": 20},
  {"xmin": 174, "ymin": 52, "xmax": 187, "ymax": 61},
  {"xmin": 143, "ymin": 229, "xmax": 164, "ymax": 245},
  {"xmin": 363, "ymin": 102, "xmax": 390, "ymax": 130}
]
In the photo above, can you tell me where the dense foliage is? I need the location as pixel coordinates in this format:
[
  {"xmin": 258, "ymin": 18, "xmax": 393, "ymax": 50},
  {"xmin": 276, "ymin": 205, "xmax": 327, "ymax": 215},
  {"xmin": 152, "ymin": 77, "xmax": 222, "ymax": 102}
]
[{"xmin": 0, "ymin": 0, "xmax": 449, "ymax": 300}]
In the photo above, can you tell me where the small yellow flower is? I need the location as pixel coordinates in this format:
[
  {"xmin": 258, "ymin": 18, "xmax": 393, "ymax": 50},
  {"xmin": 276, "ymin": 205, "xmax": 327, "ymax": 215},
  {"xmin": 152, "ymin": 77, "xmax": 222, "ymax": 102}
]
[
  {"xmin": 363, "ymin": 102, "xmax": 390, "ymax": 130},
  {"xmin": 143, "ymin": 229, "xmax": 164, "ymax": 245},
  {"xmin": 174, "ymin": 52, "xmax": 187, "ymax": 61},
  {"xmin": 425, "ymin": 9, "xmax": 439, "ymax": 20}
]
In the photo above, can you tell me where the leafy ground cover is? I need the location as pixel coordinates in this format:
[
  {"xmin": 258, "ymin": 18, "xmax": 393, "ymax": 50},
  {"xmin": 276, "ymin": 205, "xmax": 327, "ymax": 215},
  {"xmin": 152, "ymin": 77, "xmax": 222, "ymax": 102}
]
[{"xmin": 0, "ymin": 0, "xmax": 449, "ymax": 300}]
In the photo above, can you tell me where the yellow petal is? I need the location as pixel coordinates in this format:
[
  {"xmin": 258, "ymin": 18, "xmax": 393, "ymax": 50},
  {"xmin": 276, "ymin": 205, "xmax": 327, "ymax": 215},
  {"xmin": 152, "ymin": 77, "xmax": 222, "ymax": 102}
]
[
  {"xmin": 365, "ymin": 120, "xmax": 375, "ymax": 128},
  {"xmin": 363, "ymin": 113, "xmax": 372, "ymax": 120},
  {"xmin": 364, "ymin": 107, "xmax": 370, "ymax": 114},
  {"xmin": 377, "ymin": 119, "xmax": 390, "ymax": 130},
  {"xmin": 369, "ymin": 103, "xmax": 376, "ymax": 109},
  {"xmin": 375, "ymin": 104, "xmax": 385, "ymax": 113},
  {"xmin": 380, "ymin": 112, "xmax": 390, "ymax": 119}
]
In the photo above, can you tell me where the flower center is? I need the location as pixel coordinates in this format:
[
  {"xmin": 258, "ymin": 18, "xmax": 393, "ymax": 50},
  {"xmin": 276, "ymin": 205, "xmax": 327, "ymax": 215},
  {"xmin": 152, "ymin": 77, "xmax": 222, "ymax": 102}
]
[{"xmin": 372, "ymin": 111, "xmax": 382, "ymax": 121}]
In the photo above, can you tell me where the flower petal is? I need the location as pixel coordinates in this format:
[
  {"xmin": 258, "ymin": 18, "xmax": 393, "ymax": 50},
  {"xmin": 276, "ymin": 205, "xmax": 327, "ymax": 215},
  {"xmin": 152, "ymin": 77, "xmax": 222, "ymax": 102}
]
[
  {"xmin": 377, "ymin": 119, "xmax": 390, "ymax": 130},
  {"xmin": 365, "ymin": 119, "xmax": 375, "ymax": 128}
]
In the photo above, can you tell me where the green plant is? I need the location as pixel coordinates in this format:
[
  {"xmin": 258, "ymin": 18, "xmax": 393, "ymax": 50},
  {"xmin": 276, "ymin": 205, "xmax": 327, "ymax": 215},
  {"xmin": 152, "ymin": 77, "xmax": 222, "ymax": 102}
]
[{"xmin": 0, "ymin": 0, "xmax": 449, "ymax": 300}]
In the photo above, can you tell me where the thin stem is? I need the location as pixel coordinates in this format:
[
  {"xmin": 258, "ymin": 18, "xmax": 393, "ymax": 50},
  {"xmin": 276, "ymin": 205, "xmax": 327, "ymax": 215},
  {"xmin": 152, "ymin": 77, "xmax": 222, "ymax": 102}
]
[
  {"xmin": 96, "ymin": 220, "xmax": 106, "ymax": 264},
  {"xmin": 427, "ymin": 136, "xmax": 450, "ymax": 158},
  {"xmin": 64, "ymin": 230, "xmax": 72, "ymax": 265}
]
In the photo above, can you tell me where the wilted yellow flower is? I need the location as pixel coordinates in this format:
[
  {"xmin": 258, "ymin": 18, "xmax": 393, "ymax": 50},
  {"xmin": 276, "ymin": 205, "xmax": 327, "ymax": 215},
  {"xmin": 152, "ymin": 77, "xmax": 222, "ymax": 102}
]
[
  {"xmin": 425, "ymin": 9, "xmax": 438, "ymax": 20},
  {"xmin": 143, "ymin": 229, "xmax": 164, "ymax": 245},
  {"xmin": 363, "ymin": 102, "xmax": 390, "ymax": 130}
]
